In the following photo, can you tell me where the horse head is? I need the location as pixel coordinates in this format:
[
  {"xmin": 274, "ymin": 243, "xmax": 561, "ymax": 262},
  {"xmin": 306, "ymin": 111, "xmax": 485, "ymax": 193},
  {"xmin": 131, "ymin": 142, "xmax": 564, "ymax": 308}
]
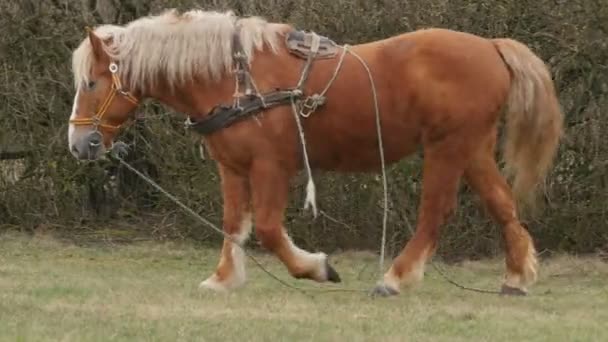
[{"xmin": 68, "ymin": 27, "xmax": 139, "ymax": 160}]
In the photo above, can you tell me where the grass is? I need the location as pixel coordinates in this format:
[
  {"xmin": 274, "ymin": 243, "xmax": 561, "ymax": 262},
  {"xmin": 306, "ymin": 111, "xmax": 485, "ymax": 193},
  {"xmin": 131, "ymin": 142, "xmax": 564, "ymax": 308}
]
[{"xmin": 0, "ymin": 231, "xmax": 607, "ymax": 342}]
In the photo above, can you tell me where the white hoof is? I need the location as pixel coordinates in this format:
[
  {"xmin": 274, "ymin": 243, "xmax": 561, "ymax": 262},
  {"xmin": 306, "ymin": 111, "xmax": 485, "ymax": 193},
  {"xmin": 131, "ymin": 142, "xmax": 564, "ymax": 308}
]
[
  {"xmin": 199, "ymin": 274, "xmax": 231, "ymax": 292},
  {"xmin": 198, "ymin": 272, "xmax": 246, "ymax": 292}
]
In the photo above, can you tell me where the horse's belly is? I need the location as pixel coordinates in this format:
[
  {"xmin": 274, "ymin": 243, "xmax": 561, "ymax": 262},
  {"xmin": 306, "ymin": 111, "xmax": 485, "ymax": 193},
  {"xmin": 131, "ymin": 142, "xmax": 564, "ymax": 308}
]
[
  {"xmin": 307, "ymin": 122, "xmax": 421, "ymax": 172},
  {"xmin": 300, "ymin": 38, "xmax": 423, "ymax": 172}
]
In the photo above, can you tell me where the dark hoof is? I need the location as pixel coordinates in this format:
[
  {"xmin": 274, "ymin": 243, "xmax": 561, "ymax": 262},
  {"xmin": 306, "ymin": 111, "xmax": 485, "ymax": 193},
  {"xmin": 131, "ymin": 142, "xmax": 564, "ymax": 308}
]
[
  {"xmin": 325, "ymin": 259, "xmax": 341, "ymax": 283},
  {"xmin": 500, "ymin": 284, "xmax": 527, "ymax": 296},
  {"xmin": 369, "ymin": 284, "xmax": 399, "ymax": 298}
]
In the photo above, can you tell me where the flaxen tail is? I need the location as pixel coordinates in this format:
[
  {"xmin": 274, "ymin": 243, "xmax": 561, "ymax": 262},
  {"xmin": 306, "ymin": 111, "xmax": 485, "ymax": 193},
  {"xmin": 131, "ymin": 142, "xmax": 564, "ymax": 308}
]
[{"xmin": 493, "ymin": 38, "xmax": 564, "ymax": 213}]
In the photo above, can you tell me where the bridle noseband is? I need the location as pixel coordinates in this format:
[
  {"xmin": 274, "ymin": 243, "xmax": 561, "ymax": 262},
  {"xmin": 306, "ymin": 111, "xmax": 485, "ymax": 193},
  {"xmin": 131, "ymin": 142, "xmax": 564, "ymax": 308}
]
[{"xmin": 69, "ymin": 62, "xmax": 139, "ymax": 132}]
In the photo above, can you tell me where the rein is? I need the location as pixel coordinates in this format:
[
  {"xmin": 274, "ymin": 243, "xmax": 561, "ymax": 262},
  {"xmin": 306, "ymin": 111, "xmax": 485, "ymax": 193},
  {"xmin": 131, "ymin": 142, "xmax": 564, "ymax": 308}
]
[
  {"xmin": 109, "ymin": 146, "xmax": 501, "ymax": 297},
  {"xmin": 69, "ymin": 62, "xmax": 139, "ymax": 132}
]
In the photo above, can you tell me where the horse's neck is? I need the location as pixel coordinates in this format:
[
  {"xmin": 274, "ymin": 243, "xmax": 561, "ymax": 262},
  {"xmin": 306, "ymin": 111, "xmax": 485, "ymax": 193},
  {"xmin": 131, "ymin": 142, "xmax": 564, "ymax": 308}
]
[
  {"xmin": 143, "ymin": 39, "xmax": 298, "ymax": 119},
  {"xmin": 247, "ymin": 47, "xmax": 308, "ymax": 90},
  {"xmin": 145, "ymin": 76, "xmax": 236, "ymax": 119}
]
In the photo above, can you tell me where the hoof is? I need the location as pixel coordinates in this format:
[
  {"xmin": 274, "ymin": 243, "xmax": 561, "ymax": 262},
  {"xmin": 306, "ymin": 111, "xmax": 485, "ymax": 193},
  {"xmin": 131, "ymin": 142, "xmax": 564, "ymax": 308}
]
[
  {"xmin": 500, "ymin": 284, "xmax": 527, "ymax": 296},
  {"xmin": 325, "ymin": 259, "xmax": 341, "ymax": 283},
  {"xmin": 199, "ymin": 278, "xmax": 228, "ymax": 292},
  {"xmin": 369, "ymin": 284, "xmax": 399, "ymax": 298},
  {"xmin": 198, "ymin": 273, "xmax": 245, "ymax": 292}
]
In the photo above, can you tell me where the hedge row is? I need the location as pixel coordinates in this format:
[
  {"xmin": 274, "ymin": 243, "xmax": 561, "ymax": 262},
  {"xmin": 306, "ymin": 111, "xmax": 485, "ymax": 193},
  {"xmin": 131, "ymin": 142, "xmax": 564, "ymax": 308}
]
[{"xmin": 1, "ymin": 0, "xmax": 606, "ymax": 259}]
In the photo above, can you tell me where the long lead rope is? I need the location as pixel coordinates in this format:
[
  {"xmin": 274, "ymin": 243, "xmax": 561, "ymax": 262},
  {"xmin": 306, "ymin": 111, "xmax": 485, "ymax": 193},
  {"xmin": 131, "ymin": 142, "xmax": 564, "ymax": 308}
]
[
  {"xmin": 110, "ymin": 150, "xmax": 366, "ymax": 296},
  {"xmin": 289, "ymin": 43, "xmax": 390, "ymax": 280},
  {"xmin": 290, "ymin": 43, "xmax": 500, "ymax": 294},
  {"xmin": 344, "ymin": 48, "xmax": 500, "ymax": 294},
  {"xmin": 110, "ymin": 153, "xmax": 310, "ymax": 296},
  {"xmin": 113, "ymin": 148, "xmax": 499, "ymax": 296},
  {"xmin": 343, "ymin": 47, "xmax": 390, "ymax": 279}
]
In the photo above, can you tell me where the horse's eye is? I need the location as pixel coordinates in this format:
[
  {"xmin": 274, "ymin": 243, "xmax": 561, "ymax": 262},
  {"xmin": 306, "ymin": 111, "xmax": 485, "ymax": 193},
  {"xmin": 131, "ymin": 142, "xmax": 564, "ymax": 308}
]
[{"xmin": 87, "ymin": 81, "xmax": 96, "ymax": 90}]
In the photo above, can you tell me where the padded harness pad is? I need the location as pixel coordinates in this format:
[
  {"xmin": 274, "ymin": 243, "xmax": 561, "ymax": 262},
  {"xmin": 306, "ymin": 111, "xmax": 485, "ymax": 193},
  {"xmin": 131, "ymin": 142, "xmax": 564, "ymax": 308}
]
[{"xmin": 286, "ymin": 30, "xmax": 339, "ymax": 59}]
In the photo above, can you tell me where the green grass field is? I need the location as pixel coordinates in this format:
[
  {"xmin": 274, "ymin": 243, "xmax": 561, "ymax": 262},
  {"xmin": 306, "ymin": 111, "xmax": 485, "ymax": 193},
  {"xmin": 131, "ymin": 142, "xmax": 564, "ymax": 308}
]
[{"xmin": 1, "ymin": 231, "xmax": 607, "ymax": 342}]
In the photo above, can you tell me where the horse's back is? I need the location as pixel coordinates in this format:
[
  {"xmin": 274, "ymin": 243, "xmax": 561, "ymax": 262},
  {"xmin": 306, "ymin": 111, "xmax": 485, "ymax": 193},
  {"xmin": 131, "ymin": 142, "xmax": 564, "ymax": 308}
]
[
  {"xmin": 374, "ymin": 28, "xmax": 512, "ymax": 138},
  {"xmin": 264, "ymin": 28, "xmax": 512, "ymax": 173}
]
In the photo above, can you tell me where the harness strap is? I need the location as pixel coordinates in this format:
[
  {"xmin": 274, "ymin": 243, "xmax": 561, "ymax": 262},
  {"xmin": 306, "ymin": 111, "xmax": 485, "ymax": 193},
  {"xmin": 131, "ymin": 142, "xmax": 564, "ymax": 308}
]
[
  {"xmin": 187, "ymin": 31, "xmax": 324, "ymax": 136},
  {"xmin": 112, "ymin": 73, "xmax": 139, "ymax": 105},
  {"xmin": 232, "ymin": 26, "xmax": 254, "ymax": 96},
  {"xmin": 69, "ymin": 62, "xmax": 139, "ymax": 132},
  {"xmin": 70, "ymin": 82, "xmax": 119, "ymax": 130},
  {"xmin": 295, "ymin": 33, "xmax": 321, "ymax": 90},
  {"xmin": 186, "ymin": 90, "xmax": 303, "ymax": 135}
]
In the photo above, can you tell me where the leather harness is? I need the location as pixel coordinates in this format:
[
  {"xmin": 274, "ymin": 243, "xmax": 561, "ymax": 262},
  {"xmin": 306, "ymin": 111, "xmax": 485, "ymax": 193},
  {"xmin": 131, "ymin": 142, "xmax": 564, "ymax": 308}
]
[
  {"xmin": 185, "ymin": 29, "xmax": 339, "ymax": 136},
  {"xmin": 186, "ymin": 90, "xmax": 301, "ymax": 135}
]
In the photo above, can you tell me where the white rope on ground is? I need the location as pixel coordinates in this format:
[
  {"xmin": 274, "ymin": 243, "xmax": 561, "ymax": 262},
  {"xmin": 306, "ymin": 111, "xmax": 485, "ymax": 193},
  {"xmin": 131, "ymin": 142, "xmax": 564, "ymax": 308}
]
[
  {"xmin": 111, "ymin": 145, "xmax": 500, "ymax": 296},
  {"xmin": 109, "ymin": 147, "xmax": 367, "ymax": 296},
  {"xmin": 110, "ymin": 151, "xmax": 310, "ymax": 294},
  {"xmin": 398, "ymin": 208, "xmax": 501, "ymax": 294}
]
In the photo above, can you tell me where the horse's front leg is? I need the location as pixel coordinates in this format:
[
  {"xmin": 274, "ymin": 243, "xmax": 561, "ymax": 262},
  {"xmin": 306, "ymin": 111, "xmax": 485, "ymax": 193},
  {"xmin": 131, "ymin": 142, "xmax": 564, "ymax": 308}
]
[
  {"xmin": 250, "ymin": 160, "xmax": 341, "ymax": 283},
  {"xmin": 199, "ymin": 164, "xmax": 252, "ymax": 291}
]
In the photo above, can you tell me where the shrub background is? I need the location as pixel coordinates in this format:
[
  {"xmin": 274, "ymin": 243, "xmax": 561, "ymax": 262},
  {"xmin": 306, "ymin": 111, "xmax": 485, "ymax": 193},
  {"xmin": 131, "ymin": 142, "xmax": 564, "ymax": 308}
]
[{"xmin": 1, "ymin": 0, "xmax": 606, "ymax": 260}]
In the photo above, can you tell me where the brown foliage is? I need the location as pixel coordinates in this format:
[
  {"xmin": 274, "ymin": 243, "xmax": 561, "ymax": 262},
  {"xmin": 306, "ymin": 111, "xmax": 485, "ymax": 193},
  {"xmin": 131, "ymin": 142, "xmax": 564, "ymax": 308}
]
[{"xmin": 1, "ymin": 0, "xmax": 606, "ymax": 259}]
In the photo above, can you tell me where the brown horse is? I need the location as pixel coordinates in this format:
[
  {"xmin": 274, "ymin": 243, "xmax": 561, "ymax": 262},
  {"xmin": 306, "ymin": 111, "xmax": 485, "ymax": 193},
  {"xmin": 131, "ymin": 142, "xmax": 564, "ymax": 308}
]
[{"xmin": 67, "ymin": 9, "xmax": 563, "ymax": 296}]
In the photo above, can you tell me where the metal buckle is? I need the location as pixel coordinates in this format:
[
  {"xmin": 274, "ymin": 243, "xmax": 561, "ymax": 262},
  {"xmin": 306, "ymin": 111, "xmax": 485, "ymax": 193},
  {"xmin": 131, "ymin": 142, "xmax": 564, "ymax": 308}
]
[
  {"xmin": 299, "ymin": 94, "xmax": 326, "ymax": 117},
  {"xmin": 109, "ymin": 63, "xmax": 118, "ymax": 73}
]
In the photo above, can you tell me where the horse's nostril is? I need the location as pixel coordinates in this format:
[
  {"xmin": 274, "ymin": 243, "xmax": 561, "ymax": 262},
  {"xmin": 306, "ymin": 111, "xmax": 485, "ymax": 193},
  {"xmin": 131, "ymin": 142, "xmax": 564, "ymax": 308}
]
[
  {"xmin": 88, "ymin": 132, "xmax": 102, "ymax": 147},
  {"xmin": 71, "ymin": 145, "xmax": 79, "ymax": 155}
]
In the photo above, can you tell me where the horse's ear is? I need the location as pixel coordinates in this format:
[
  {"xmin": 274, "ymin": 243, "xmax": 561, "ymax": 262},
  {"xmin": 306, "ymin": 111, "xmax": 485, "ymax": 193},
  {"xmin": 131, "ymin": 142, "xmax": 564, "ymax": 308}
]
[{"xmin": 86, "ymin": 26, "xmax": 106, "ymax": 61}]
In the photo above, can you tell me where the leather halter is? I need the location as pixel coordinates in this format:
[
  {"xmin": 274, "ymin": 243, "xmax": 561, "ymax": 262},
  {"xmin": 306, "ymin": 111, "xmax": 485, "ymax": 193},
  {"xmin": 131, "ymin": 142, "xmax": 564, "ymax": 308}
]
[{"xmin": 69, "ymin": 62, "xmax": 139, "ymax": 132}]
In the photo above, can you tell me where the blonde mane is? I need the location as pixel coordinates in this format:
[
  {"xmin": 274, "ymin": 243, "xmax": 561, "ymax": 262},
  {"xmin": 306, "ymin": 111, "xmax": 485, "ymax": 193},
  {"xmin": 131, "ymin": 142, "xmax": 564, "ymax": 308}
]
[{"xmin": 72, "ymin": 9, "xmax": 284, "ymax": 91}]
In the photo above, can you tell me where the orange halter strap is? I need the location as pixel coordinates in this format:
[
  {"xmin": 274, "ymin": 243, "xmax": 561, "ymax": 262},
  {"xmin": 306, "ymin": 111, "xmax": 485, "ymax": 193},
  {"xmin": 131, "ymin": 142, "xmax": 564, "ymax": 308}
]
[{"xmin": 69, "ymin": 62, "xmax": 139, "ymax": 131}]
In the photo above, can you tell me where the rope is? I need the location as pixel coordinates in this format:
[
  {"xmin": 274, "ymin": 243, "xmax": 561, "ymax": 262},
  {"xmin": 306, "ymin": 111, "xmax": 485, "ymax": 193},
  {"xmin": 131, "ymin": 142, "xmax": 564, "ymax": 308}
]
[
  {"xmin": 289, "ymin": 33, "xmax": 322, "ymax": 217},
  {"xmin": 295, "ymin": 33, "xmax": 321, "ymax": 90},
  {"xmin": 299, "ymin": 45, "xmax": 349, "ymax": 118},
  {"xmin": 111, "ymin": 151, "xmax": 312, "ymax": 297},
  {"xmin": 289, "ymin": 41, "xmax": 350, "ymax": 217},
  {"xmin": 111, "ymin": 141, "xmax": 500, "ymax": 297},
  {"xmin": 344, "ymin": 48, "xmax": 390, "ymax": 279},
  {"xmin": 431, "ymin": 262, "xmax": 501, "ymax": 294},
  {"xmin": 290, "ymin": 99, "xmax": 319, "ymax": 217},
  {"xmin": 109, "ymin": 147, "xmax": 367, "ymax": 296},
  {"xmin": 343, "ymin": 48, "xmax": 500, "ymax": 294}
]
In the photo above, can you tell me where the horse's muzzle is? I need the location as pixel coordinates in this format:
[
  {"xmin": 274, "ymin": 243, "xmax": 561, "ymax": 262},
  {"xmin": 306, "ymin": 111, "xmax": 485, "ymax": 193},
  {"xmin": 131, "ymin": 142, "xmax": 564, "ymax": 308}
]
[{"xmin": 69, "ymin": 130, "xmax": 106, "ymax": 160}]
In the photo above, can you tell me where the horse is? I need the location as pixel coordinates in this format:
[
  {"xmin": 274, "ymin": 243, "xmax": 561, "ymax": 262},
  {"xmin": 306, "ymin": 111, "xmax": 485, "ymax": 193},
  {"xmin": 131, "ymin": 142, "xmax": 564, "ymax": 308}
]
[{"xmin": 67, "ymin": 8, "xmax": 563, "ymax": 296}]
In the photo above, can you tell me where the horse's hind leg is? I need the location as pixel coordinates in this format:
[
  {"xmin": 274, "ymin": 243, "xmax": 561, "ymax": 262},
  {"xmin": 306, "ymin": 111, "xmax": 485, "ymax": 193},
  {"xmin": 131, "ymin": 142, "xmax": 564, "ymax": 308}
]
[
  {"xmin": 199, "ymin": 166, "xmax": 252, "ymax": 291},
  {"xmin": 464, "ymin": 136, "xmax": 538, "ymax": 295},
  {"xmin": 249, "ymin": 161, "xmax": 341, "ymax": 283},
  {"xmin": 373, "ymin": 140, "xmax": 468, "ymax": 296}
]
